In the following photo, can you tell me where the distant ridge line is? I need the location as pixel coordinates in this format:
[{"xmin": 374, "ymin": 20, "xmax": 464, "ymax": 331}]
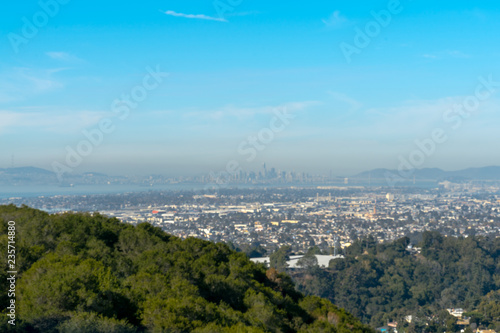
[{"xmin": 353, "ymin": 166, "xmax": 500, "ymax": 181}]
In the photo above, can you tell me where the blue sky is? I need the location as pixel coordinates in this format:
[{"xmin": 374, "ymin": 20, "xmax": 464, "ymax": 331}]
[{"xmin": 1, "ymin": 0, "xmax": 500, "ymax": 177}]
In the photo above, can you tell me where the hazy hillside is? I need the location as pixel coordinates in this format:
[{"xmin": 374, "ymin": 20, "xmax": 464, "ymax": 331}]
[
  {"xmin": 354, "ymin": 166, "xmax": 500, "ymax": 181},
  {"xmin": 0, "ymin": 205, "xmax": 373, "ymax": 333}
]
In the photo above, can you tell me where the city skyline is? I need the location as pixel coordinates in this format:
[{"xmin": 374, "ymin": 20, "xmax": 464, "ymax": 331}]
[{"xmin": 2, "ymin": 1, "xmax": 500, "ymax": 176}]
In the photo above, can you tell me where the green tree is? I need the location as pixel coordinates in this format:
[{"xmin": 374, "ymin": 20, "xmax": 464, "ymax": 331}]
[
  {"xmin": 270, "ymin": 245, "xmax": 291, "ymax": 272},
  {"xmin": 297, "ymin": 247, "xmax": 319, "ymax": 271}
]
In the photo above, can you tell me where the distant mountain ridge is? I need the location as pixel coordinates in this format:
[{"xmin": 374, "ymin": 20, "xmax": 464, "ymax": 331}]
[
  {"xmin": 2, "ymin": 165, "xmax": 500, "ymax": 186},
  {"xmin": 0, "ymin": 166, "xmax": 108, "ymax": 186},
  {"xmin": 0, "ymin": 166, "xmax": 59, "ymax": 186},
  {"xmin": 353, "ymin": 166, "xmax": 500, "ymax": 181},
  {"xmin": 0, "ymin": 166, "xmax": 54, "ymax": 175}
]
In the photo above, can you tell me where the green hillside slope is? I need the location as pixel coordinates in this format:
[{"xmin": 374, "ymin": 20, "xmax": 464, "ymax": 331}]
[
  {"xmin": 293, "ymin": 233, "xmax": 500, "ymax": 332},
  {"xmin": 0, "ymin": 205, "xmax": 373, "ymax": 333}
]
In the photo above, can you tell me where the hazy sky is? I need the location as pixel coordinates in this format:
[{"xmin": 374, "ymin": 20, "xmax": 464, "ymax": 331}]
[{"xmin": 1, "ymin": 0, "xmax": 500, "ymax": 177}]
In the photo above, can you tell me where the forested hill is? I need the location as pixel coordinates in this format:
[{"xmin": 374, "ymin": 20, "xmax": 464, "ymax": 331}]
[
  {"xmin": 293, "ymin": 232, "xmax": 500, "ymax": 332},
  {"xmin": 0, "ymin": 205, "xmax": 373, "ymax": 333}
]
